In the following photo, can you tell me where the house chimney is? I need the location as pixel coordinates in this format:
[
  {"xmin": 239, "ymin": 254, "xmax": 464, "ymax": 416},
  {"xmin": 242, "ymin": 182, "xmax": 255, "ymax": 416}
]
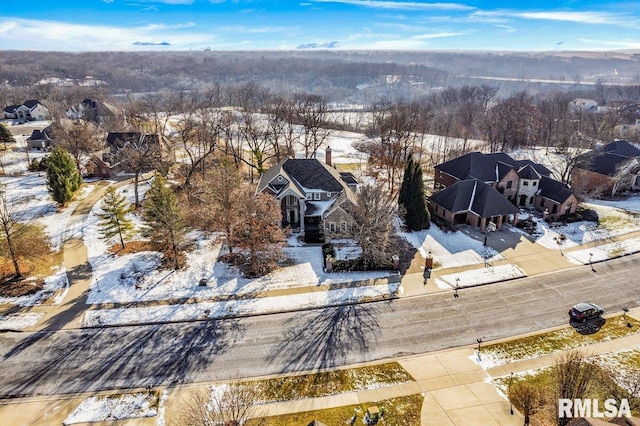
[{"xmin": 325, "ymin": 146, "xmax": 332, "ymax": 167}]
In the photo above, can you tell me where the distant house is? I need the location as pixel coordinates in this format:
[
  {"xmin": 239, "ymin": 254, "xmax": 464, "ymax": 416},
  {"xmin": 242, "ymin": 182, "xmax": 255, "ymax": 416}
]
[
  {"xmin": 26, "ymin": 125, "xmax": 54, "ymax": 150},
  {"xmin": 431, "ymin": 152, "xmax": 577, "ymax": 226},
  {"xmin": 85, "ymin": 156, "xmax": 112, "ymax": 179},
  {"xmin": 104, "ymin": 132, "xmax": 175, "ymax": 175},
  {"xmin": 572, "ymin": 140, "xmax": 640, "ymax": 197},
  {"xmin": 66, "ymin": 98, "xmax": 117, "ymax": 124},
  {"xmin": 3, "ymin": 100, "xmax": 49, "ymax": 121},
  {"xmin": 256, "ymin": 156, "xmax": 359, "ymax": 243},
  {"xmin": 570, "ymin": 98, "xmax": 598, "ymax": 113}
]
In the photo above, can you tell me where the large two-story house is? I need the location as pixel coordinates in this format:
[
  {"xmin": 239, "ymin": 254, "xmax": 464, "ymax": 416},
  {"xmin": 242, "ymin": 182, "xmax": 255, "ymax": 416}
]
[
  {"xmin": 572, "ymin": 140, "xmax": 640, "ymax": 198},
  {"xmin": 430, "ymin": 152, "xmax": 577, "ymax": 231},
  {"xmin": 256, "ymin": 152, "xmax": 359, "ymax": 243},
  {"xmin": 3, "ymin": 100, "xmax": 49, "ymax": 122}
]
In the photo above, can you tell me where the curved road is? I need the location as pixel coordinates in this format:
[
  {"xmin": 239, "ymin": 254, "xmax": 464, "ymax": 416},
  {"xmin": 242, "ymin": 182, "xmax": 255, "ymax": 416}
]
[{"xmin": 0, "ymin": 253, "xmax": 638, "ymax": 398}]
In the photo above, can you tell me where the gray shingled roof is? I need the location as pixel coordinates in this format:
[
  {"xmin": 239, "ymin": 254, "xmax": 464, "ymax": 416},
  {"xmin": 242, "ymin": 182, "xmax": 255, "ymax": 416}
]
[
  {"xmin": 576, "ymin": 140, "xmax": 640, "ymax": 177},
  {"xmin": 517, "ymin": 164, "xmax": 541, "ymax": 180},
  {"xmin": 435, "ymin": 152, "xmax": 551, "ymax": 182},
  {"xmin": 256, "ymin": 158, "xmax": 358, "ymax": 203},
  {"xmin": 429, "ymin": 179, "xmax": 519, "ymax": 218},
  {"xmin": 282, "ymin": 159, "xmax": 345, "ymax": 192},
  {"xmin": 602, "ymin": 140, "xmax": 640, "ymax": 157},
  {"xmin": 538, "ymin": 176, "xmax": 574, "ymax": 203},
  {"xmin": 576, "ymin": 151, "xmax": 636, "ymax": 177},
  {"xmin": 23, "ymin": 99, "xmax": 40, "ymax": 109}
]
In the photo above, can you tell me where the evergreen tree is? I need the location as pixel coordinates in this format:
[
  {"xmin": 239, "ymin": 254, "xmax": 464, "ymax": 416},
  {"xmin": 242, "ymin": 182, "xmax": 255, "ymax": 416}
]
[
  {"xmin": 0, "ymin": 124, "xmax": 16, "ymax": 149},
  {"xmin": 399, "ymin": 156, "xmax": 430, "ymax": 231},
  {"xmin": 46, "ymin": 147, "xmax": 82, "ymax": 206},
  {"xmin": 98, "ymin": 186, "xmax": 134, "ymax": 250},
  {"xmin": 143, "ymin": 173, "xmax": 185, "ymax": 269}
]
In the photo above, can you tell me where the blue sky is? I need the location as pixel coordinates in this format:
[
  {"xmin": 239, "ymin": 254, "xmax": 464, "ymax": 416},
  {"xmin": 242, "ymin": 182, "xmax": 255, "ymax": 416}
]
[{"xmin": 0, "ymin": 0, "xmax": 639, "ymax": 51}]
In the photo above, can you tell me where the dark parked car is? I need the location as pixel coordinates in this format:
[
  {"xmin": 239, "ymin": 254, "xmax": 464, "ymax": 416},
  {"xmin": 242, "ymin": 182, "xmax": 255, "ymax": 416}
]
[{"xmin": 569, "ymin": 302, "xmax": 604, "ymax": 322}]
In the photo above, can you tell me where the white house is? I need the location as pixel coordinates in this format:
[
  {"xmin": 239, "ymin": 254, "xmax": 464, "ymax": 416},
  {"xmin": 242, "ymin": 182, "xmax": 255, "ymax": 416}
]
[{"xmin": 3, "ymin": 100, "xmax": 49, "ymax": 121}]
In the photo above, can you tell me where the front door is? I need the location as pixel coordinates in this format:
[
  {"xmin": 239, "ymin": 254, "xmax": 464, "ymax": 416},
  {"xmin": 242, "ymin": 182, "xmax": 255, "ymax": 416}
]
[{"xmin": 519, "ymin": 194, "xmax": 527, "ymax": 206}]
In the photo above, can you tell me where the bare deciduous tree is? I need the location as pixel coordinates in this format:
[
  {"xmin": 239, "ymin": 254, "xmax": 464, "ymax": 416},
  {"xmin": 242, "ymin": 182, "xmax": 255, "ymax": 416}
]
[
  {"xmin": 115, "ymin": 134, "xmax": 165, "ymax": 207},
  {"xmin": 555, "ymin": 350, "xmax": 598, "ymax": 426},
  {"xmin": 342, "ymin": 184, "xmax": 400, "ymax": 269},
  {"xmin": 175, "ymin": 105, "xmax": 223, "ymax": 188},
  {"xmin": 509, "ymin": 380, "xmax": 548, "ymax": 426},
  {"xmin": 0, "ymin": 189, "xmax": 50, "ymax": 280},
  {"xmin": 228, "ymin": 188, "xmax": 287, "ymax": 277},
  {"xmin": 295, "ymin": 93, "xmax": 329, "ymax": 159},
  {"xmin": 51, "ymin": 119, "xmax": 102, "ymax": 173},
  {"xmin": 177, "ymin": 383, "xmax": 266, "ymax": 426}
]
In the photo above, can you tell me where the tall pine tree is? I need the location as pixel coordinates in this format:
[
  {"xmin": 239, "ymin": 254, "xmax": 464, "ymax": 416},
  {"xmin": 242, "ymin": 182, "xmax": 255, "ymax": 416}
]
[
  {"xmin": 98, "ymin": 186, "xmax": 134, "ymax": 250},
  {"xmin": 143, "ymin": 173, "xmax": 185, "ymax": 269},
  {"xmin": 399, "ymin": 156, "xmax": 430, "ymax": 231},
  {"xmin": 46, "ymin": 147, "xmax": 82, "ymax": 206},
  {"xmin": 0, "ymin": 124, "xmax": 16, "ymax": 149}
]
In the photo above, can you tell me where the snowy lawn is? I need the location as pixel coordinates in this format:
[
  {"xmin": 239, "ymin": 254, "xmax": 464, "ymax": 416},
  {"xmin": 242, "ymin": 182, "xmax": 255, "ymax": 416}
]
[
  {"xmin": 0, "ymin": 267, "xmax": 68, "ymax": 307},
  {"xmin": 435, "ymin": 264, "xmax": 525, "ymax": 289},
  {"xmin": 84, "ymin": 282, "xmax": 400, "ymax": 326},
  {"xmin": 63, "ymin": 391, "xmax": 158, "ymax": 425},
  {"xmin": 0, "ymin": 312, "xmax": 43, "ymax": 330},
  {"xmin": 398, "ymin": 225, "xmax": 503, "ymax": 270},
  {"xmin": 85, "ymin": 192, "xmax": 396, "ymax": 305},
  {"xmin": 83, "ymin": 185, "xmax": 399, "ymax": 327}
]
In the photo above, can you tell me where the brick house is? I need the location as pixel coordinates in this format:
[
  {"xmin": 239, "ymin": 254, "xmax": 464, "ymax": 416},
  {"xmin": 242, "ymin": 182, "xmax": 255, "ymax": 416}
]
[
  {"xmin": 572, "ymin": 140, "xmax": 640, "ymax": 198},
  {"xmin": 256, "ymin": 154, "xmax": 359, "ymax": 243},
  {"xmin": 431, "ymin": 152, "xmax": 577, "ymax": 227}
]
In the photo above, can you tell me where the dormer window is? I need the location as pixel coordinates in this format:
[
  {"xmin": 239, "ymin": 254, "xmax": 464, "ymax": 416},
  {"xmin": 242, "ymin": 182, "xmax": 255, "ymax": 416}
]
[{"xmin": 313, "ymin": 192, "xmax": 321, "ymax": 200}]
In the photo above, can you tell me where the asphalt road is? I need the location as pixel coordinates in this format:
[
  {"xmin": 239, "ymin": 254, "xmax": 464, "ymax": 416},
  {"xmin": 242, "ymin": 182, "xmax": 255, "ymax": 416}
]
[{"xmin": 0, "ymin": 253, "xmax": 638, "ymax": 399}]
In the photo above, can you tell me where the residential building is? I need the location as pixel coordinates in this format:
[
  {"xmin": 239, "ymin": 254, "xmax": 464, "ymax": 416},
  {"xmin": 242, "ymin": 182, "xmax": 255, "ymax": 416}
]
[
  {"xmin": 66, "ymin": 98, "xmax": 117, "ymax": 124},
  {"xmin": 430, "ymin": 152, "xmax": 577, "ymax": 229},
  {"xmin": 26, "ymin": 125, "xmax": 54, "ymax": 150},
  {"xmin": 256, "ymin": 156, "xmax": 359, "ymax": 243},
  {"xmin": 572, "ymin": 140, "xmax": 640, "ymax": 198},
  {"xmin": 3, "ymin": 100, "xmax": 49, "ymax": 121}
]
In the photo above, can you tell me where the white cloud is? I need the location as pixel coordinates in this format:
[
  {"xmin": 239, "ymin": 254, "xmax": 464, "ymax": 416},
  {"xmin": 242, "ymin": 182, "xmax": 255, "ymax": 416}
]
[
  {"xmin": 312, "ymin": 0, "xmax": 474, "ymax": 12},
  {"xmin": 0, "ymin": 18, "xmax": 213, "ymax": 51},
  {"xmin": 216, "ymin": 25, "xmax": 290, "ymax": 34},
  {"xmin": 411, "ymin": 30, "xmax": 469, "ymax": 40},
  {"xmin": 494, "ymin": 24, "xmax": 516, "ymax": 33},
  {"xmin": 475, "ymin": 10, "xmax": 631, "ymax": 26},
  {"xmin": 577, "ymin": 38, "xmax": 640, "ymax": 49}
]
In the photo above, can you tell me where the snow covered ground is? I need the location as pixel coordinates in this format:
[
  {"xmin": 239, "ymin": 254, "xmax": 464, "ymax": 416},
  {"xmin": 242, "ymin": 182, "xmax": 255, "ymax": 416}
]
[
  {"xmin": 5, "ymin": 129, "xmax": 640, "ymax": 329},
  {"xmin": 82, "ymin": 182, "xmax": 398, "ymax": 326},
  {"xmin": 63, "ymin": 392, "xmax": 158, "ymax": 425}
]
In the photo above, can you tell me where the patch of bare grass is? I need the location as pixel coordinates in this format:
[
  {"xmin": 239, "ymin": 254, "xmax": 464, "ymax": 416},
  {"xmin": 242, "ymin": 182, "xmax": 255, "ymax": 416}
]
[
  {"xmin": 249, "ymin": 394, "xmax": 422, "ymax": 426},
  {"xmin": 482, "ymin": 315, "xmax": 640, "ymax": 366},
  {"xmin": 252, "ymin": 362, "xmax": 414, "ymax": 402},
  {"xmin": 0, "ymin": 250, "xmax": 62, "ymax": 298},
  {"xmin": 109, "ymin": 240, "xmax": 154, "ymax": 256}
]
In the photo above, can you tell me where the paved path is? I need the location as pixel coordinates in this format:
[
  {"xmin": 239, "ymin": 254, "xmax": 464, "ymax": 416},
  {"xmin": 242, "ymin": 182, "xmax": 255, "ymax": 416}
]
[{"xmin": 18, "ymin": 183, "xmax": 109, "ymax": 332}]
